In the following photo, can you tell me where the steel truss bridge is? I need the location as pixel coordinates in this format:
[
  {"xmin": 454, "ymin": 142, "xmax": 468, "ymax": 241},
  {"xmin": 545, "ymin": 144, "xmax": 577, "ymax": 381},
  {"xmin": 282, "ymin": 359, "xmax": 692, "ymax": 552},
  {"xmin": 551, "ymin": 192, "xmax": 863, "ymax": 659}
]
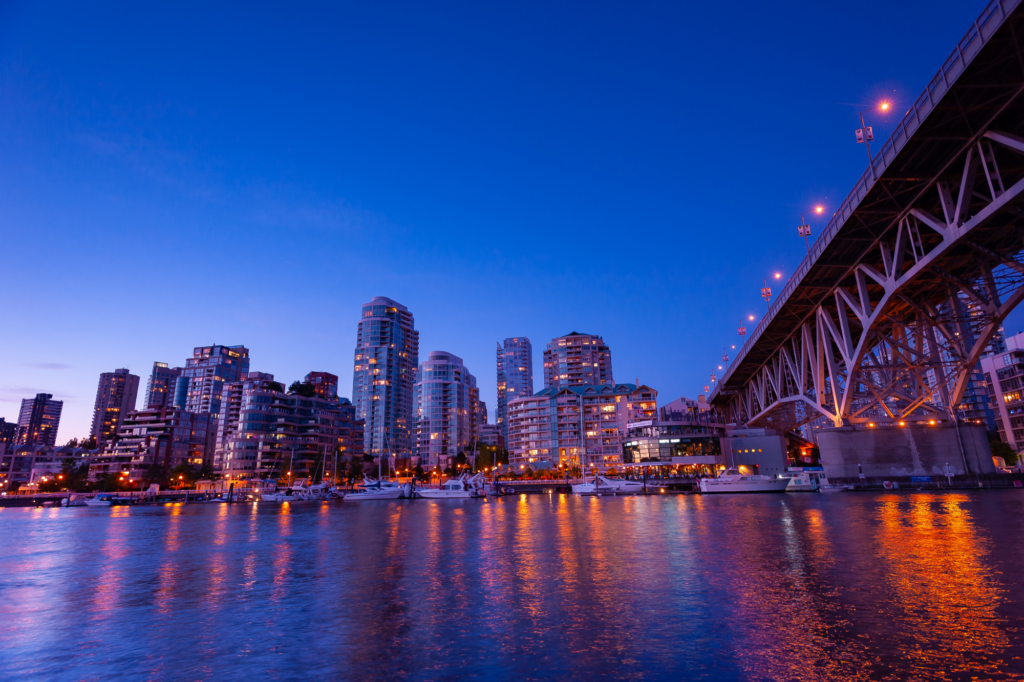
[{"xmin": 710, "ymin": 0, "xmax": 1024, "ymax": 431}]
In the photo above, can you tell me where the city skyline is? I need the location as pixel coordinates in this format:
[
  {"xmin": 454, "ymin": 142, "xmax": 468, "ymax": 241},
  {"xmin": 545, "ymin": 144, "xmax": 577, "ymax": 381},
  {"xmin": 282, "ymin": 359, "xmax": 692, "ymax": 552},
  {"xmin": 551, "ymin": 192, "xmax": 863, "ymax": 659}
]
[{"xmin": 5, "ymin": 0, "xmax": 1020, "ymax": 442}]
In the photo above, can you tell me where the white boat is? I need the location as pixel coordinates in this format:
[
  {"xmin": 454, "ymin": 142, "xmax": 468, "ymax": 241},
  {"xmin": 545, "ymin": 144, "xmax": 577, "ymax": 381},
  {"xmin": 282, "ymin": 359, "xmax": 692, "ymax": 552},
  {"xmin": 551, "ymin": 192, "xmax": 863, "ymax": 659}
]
[
  {"xmin": 259, "ymin": 487, "xmax": 309, "ymax": 502},
  {"xmin": 819, "ymin": 483, "xmax": 851, "ymax": 493},
  {"xmin": 784, "ymin": 469, "xmax": 845, "ymax": 493},
  {"xmin": 85, "ymin": 493, "xmax": 118, "ymax": 507},
  {"xmin": 61, "ymin": 494, "xmax": 89, "ymax": 507},
  {"xmin": 698, "ymin": 468, "xmax": 790, "ymax": 494},
  {"xmin": 416, "ymin": 477, "xmax": 480, "ymax": 499},
  {"xmin": 345, "ymin": 476, "xmax": 407, "ymax": 500}
]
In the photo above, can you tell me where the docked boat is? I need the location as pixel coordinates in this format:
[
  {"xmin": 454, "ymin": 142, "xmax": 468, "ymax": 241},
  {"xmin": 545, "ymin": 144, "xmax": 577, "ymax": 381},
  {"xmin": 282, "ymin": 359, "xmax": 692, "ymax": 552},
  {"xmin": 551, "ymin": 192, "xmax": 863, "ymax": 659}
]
[
  {"xmin": 61, "ymin": 494, "xmax": 89, "ymax": 507},
  {"xmin": 416, "ymin": 477, "xmax": 480, "ymax": 499},
  {"xmin": 784, "ymin": 469, "xmax": 845, "ymax": 493},
  {"xmin": 345, "ymin": 476, "xmax": 407, "ymax": 500},
  {"xmin": 819, "ymin": 483, "xmax": 851, "ymax": 493},
  {"xmin": 260, "ymin": 487, "xmax": 309, "ymax": 502},
  {"xmin": 84, "ymin": 493, "xmax": 118, "ymax": 507},
  {"xmin": 698, "ymin": 468, "xmax": 790, "ymax": 494}
]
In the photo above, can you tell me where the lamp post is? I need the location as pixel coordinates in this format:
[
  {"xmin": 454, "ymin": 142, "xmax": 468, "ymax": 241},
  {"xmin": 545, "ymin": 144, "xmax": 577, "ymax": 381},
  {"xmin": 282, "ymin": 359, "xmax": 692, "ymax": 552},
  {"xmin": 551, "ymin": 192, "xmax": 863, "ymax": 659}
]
[
  {"xmin": 797, "ymin": 205, "xmax": 825, "ymax": 255},
  {"xmin": 856, "ymin": 101, "xmax": 891, "ymax": 177}
]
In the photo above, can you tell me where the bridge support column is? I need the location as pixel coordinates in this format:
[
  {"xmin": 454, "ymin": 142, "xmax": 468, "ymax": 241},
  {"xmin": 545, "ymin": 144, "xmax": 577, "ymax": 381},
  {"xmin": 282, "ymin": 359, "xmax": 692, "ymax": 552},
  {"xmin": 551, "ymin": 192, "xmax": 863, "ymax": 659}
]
[{"xmin": 816, "ymin": 423, "xmax": 994, "ymax": 479}]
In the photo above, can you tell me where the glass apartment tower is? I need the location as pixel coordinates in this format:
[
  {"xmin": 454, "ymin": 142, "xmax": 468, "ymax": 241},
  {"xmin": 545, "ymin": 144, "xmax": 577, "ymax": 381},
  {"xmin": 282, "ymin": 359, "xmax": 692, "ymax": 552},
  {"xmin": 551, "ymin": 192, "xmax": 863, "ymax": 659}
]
[
  {"xmin": 16, "ymin": 393, "xmax": 63, "ymax": 447},
  {"xmin": 543, "ymin": 332, "xmax": 614, "ymax": 389},
  {"xmin": 352, "ymin": 297, "xmax": 419, "ymax": 457},
  {"xmin": 178, "ymin": 345, "xmax": 250, "ymax": 416},
  {"xmin": 90, "ymin": 368, "xmax": 140, "ymax": 443},
  {"xmin": 145, "ymin": 362, "xmax": 183, "ymax": 409},
  {"xmin": 496, "ymin": 337, "xmax": 534, "ymax": 442},
  {"xmin": 413, "ymin": 351, "xmax": 481, "ymax": 468}
]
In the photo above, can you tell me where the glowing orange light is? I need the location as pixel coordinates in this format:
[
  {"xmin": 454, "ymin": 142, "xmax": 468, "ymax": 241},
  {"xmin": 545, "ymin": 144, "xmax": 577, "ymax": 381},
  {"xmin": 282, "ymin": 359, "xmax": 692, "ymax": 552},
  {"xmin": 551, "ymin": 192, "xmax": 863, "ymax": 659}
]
[
  {"xmin": 868, "ymin": 423, "xmax": 875, "ymax": 428},
  {"xmin": 899, "ymin": 421, "xmax": 906, "ymax": 427},
  {"xmin": 928, "ymin": 420, "xmax": 936, "ymax": 425},
  {"xmin": 774, "ymin": 273, "xmax": 782, "ymax": 279},
  {"xmin": 814, "ymin": 205, "xmax": 824, "ymax": 214},
  {"xmin": 748, "ymin": 315, "xmax": 755, "ymax": 321},
  {"xmin": 880, "ymin": 101, "xmax": 890, "ymax": 111}
]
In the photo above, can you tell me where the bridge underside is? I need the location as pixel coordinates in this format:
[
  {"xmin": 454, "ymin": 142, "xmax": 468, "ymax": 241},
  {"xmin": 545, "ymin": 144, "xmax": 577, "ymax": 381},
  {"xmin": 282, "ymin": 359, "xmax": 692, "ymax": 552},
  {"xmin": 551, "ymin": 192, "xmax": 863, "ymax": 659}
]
[{"xmin": 714, "ymin": 1, "xmax": 1024, "ymax": 432}]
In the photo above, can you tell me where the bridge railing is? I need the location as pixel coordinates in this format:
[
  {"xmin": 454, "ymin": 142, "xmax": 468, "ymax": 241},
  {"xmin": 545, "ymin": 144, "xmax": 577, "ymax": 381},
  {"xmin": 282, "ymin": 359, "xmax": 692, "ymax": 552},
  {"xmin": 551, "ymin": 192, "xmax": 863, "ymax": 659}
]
[{"xmin": 712, "ymin": 0, "xmax": 1019, "ymax": 401}]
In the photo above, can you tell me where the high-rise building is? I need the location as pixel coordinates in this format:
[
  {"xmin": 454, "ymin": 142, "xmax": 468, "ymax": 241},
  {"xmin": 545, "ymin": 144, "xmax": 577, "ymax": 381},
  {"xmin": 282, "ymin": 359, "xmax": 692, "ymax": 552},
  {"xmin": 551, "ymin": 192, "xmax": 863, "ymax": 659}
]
[
  {"xmin": 542, "ymin": 332, "xmax": 613, "ymax": 390},
  {"xmin": 352, "ymin": 297, "xmax": 419, "ymax": 456},
  {"xmin": 497, "ymin": 337, "xmax": 534, "ymax": 443},
  {"xmin": 507, "ymin": 383, "xmax": 656, "ymax": 469},
  {"xmin": 179, "ymin": 345, "xmax": 250, "ymax": 416},
  {"xmin": 304, "ymin": 371, "xmax": 339, "ymax": 400},
  {"xmin": 479, "ymin": 423, "xmax": 504, "ymax": 450},
  {"xmin": 218, "ymin": 374, "xmax": 364, "ymax": 481},
  {"xmin": 980, "ymin": 331, "xmax": 1024, "ymax": 453},
  {"xmin": 413, "ymin": 351, "xmax": 481, "ymax": 468},
  {"xmin": 145, "ymin": 362, "xmax": 183, "ymax": 409},
  {"xmin": 90, "ymin": 368, "xmax": 140, "ymax": 443},
  {"xmin": 16, "ymin": 393, "xmax": 63, "ymax": 447},
  {"xmin": 0, "ymin": 418, "xmax": 17, "ymax": 449}
]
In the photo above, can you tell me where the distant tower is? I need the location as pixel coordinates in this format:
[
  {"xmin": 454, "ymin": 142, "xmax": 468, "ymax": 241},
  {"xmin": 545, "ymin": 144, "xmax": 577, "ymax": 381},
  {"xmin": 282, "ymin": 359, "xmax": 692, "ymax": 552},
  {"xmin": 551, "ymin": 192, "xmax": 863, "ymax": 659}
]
[
  {"xmin": 413, "ymin": 351, "xmax": 480, "ymax": 468},
  {"xmin": 543, "ymin": 332, "xmax": 613, "ymax": 390},
  {"xmin": 496, "ymin": 337, "xmax": 534, "ymax": 443},
  {"xmin": 16, "ymin": 393, "xmax": 63, "ymax": 447},
  {"xmin": 90, "ymin": 368, "xmax": 140, "ymax": 443},
  {"xmin": 145, "ymin": 362, "xmax": 183, "ymax": 409},
  {"xmin": 179, "ymin": 345, "xmax": 250, "ymax": 416},
  {"xmin": 352, "ymin": 297, "xmax": 419, "ymax": 456}
]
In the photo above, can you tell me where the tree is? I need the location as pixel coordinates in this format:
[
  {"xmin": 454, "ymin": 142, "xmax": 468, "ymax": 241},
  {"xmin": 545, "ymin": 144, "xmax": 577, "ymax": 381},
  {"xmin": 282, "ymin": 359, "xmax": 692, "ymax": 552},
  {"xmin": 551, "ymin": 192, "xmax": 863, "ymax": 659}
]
[
  {"xmin": 60, "ymin": 457, "xmax": 90, "ymax": 491},
  {"xmin": 346, "ymin": 459, "xmax": 364, "ymax": 488},
  {"xmin": 414, "ymin": 464, "xmax": 425, "ymax": 481},
  {"xmin": 80, "ymin": 435, "xmax": 98, "ymax": 450},
  {"xmin": 288, "ymin": 381, "xmax": 316, "ymax": 398},
  {"xmin": 991, "ymin": 439, "xmax": 1018, "ymax": 466},
  {"xmin": 64, "ymin": 437, "xmax": 79, "ymax": 448},
  {"xmin": 143, "ymin": 463, "xmax": 168, "ymax": 487}
]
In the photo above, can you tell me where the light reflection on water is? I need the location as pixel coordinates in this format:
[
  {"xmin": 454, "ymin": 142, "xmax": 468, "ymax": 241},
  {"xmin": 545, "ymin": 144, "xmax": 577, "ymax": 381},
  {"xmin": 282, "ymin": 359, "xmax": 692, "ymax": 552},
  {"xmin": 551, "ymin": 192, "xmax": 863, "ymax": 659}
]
[{"xmin": 0, "ymin": 492, "xmax": 1023, "ymax": 680}]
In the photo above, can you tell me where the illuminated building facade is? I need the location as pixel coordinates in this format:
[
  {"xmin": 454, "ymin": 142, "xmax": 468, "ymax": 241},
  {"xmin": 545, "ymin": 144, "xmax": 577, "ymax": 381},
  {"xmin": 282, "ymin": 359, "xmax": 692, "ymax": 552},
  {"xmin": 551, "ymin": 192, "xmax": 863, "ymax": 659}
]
[
  {"xmin": 90, "ymin": 368, "xmax": 140, "ymax": 444},
  {"xmin": 179, "ymin": 345, "xmax": 250, "ymax": 416},
  {"xmin": 218, "ymin": 374, "xmax": 363, "ymax": 481},
  {"xmin": 496, "ymin": 337, "xmax": 533, "ymax": 443},
  {"xmin": 413, "ymin": 351, "xmax": 480, "ymax": 468},
  {"xmin": 16, "ymin": 393, "xmax": 63, "ymax": 447},
  {"xmin": 304, "ymin": 371, "xmax": 339, "ymax": 400},
  {"xmin": 507, "ymin": 383, "xmax": 656, "ymax": 469},
  {"xmin": 94, "ymin": 408, "xmax": 215, "ymax": 480},
  {"xmin": 981, "ymin": 331, "xmax": 1024, "ymax": 453},
  {"xmin": 542, "ymin": 332, "xmax": 613, "ymax": 390},
  {"xmin": 145, "ymin": 362, "xmax": 182, "ymax": 409},
  {"xmin": 352, "ymin": 297, "xmax": 419, "ymax": 457}
]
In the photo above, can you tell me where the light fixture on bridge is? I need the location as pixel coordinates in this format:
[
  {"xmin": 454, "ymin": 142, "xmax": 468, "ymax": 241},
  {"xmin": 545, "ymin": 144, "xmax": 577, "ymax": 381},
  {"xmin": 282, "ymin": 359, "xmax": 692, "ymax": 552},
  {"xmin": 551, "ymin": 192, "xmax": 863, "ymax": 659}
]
[
  {"xmin": 738, "ymin": 326, "xmax": 747, "ymax": 336},
  {"xmin": 761, "ymin": 279, "xmax": 772, "ymax": 306},
  {"xmin": 774, "ymin": 272, "xmax": 782, "ymax": 279},
  {"xmin": 722, "ymin": 348, "xmax": 729, "ymax": 363},
  {"xmin": 856, "ymin": 102, "xmax": 892, "ymax": 177},
  {"xmin": 797, "ymin": 205, "xmax": 826, "ymax": 254},
  {"xmin": 703, "ymin": 384, "xmax": 710, "ymax": 393}
]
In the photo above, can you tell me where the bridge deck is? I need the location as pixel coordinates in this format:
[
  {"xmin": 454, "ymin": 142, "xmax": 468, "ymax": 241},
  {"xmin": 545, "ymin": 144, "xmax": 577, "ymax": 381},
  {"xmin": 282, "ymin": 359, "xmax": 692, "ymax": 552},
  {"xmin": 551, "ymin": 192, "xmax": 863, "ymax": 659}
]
[{"xmin": 711, "ymin": 0, "xmax": 1024, "ymax": 405}]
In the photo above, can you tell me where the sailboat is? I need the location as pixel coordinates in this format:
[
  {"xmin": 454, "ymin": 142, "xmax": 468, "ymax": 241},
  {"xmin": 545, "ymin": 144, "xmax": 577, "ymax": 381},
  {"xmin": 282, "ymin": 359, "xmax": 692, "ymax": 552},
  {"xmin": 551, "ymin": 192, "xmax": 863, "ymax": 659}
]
[{"xmin": 345, "ymin": 434, "xmax": 410, "ymax": 500}]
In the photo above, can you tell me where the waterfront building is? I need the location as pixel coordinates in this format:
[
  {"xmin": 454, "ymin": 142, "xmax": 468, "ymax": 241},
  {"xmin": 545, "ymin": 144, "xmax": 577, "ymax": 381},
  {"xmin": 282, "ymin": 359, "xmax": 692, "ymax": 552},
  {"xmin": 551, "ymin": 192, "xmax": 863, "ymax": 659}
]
[
  {"xmin": 304, "ymin": 371, "xmax": 339, "ymax": 400},
  {"xmin": 413, "ymin": 351, "xmax": 481, "ymax": 469},
  {"xmin": 90, "ymin": 368, "xmax": 140, "ymax": 444},
  {"xmin": 352, "ymin": 297, "xmax": 419, "ymax": 457},
  {"xmin": 479, "ymin": 423, "xmax": 504, "ymax": 450},
  {"xmin": 542, "ymin": 332, "xmax": 613, "ymax": 390},
  {"xmin": 0, "ymin": 444, "xmax": 98, "ymax": 490},
  {"xmin": 16, "ymin": 393, "xmax": 63, "ymax": 447},
  {"xmin": 145, "ymin": 362, "xmax": 183, "ymax": 409},
  {"xmin": 507, "ymin": 383, "xmax": 655, "ymax": 469},
  {"xmin": 218, "ymin": 374, "xmax": 363, "ymax": 481},
  {"xmin": 178, "ymin": 345, "xmax": 251, "ymax": 416},
  {"xmin": 496, "ymin": 337, "xmax": 533, "ymax": 443},
  {"xmin": 91, "ymin": 408, "xmax": 215, "ymax": 480},
  {"xmin": 980, "ymin": 331, "xmax": 1024, "ymax": 453},
  {"xmin": 621, "ymin": 396, "xmax": 725, "ymax": 473}
]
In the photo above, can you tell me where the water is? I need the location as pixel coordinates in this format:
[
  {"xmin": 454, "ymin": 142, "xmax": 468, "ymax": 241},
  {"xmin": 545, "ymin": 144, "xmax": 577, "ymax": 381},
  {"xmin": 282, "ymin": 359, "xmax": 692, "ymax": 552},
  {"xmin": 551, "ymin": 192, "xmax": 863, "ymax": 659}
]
[{"xmin": 2, "ymin": 492, "xmax": 1023, "ymax": 681}]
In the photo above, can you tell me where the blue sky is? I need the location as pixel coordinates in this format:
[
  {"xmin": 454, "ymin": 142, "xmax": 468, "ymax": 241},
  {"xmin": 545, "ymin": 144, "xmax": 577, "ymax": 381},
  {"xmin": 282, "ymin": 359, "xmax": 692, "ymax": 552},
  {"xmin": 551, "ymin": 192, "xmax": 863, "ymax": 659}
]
[{"xmin": 1, "ymin": 0, "xmax": 1011, "ymax": 441}]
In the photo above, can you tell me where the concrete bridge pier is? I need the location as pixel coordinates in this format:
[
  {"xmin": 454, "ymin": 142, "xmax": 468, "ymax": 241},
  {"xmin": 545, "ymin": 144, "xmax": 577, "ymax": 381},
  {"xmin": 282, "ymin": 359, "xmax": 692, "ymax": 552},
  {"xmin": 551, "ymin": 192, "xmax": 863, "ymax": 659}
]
[{"xmin": 816, "ymin": 423, "xmax": 994, "ymax": 479}]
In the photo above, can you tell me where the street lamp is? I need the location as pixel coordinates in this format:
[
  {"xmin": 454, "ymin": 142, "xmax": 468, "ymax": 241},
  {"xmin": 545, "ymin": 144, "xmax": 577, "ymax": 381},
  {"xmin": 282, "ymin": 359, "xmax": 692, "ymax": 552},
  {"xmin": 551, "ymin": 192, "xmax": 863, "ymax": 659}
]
[
  {"xmin": 856, "ymin": 101, "xmax": 891, "ymax": 176},
  {"xmin": 796, "ymin": 205, "xmax": 825, "ymax": 255},
  {"xmin": 761, "ymin": 279, "xmax": 772, "ymax": 306}
]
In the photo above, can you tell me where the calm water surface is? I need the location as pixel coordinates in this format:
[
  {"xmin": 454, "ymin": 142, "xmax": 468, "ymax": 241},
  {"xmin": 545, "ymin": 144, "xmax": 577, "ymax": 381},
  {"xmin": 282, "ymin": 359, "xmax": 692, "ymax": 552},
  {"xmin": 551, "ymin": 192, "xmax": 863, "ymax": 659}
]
[{"xmin": 2, "ymin": 491, "xmax": 1023, "ymax": 681}]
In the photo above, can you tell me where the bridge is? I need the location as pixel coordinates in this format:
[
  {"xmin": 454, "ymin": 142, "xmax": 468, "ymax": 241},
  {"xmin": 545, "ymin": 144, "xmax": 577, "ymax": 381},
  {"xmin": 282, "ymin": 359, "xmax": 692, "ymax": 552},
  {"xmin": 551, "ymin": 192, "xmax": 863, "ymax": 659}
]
[{"xmin": 709, "ymin": 0, "xmax": 1024, "ymax": 476}]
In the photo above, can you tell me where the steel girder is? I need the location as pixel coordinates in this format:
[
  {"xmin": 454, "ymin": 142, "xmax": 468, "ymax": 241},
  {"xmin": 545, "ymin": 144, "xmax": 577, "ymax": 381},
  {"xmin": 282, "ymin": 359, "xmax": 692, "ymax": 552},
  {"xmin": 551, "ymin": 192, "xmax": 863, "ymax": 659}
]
[{"xmin": 727, "ymin": 131, "xmax": 1024, "ymax": 430}]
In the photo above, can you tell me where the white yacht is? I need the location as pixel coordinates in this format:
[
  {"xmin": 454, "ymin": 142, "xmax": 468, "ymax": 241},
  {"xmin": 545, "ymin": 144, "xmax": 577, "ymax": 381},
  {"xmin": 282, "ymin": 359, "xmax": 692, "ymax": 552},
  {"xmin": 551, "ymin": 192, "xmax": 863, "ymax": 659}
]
[
  {"xmin": 572, "ymin": 475, "xmax": 645, "ymax": 495},
  {"xmin": 698, "ymin": 468, "xmax": 790, "ymax": 494},
  {"xmin": 260, "ymin": 487, "xmax": 309, "ymax": 502},
  {"xmin": 85, "ymin": 493, "xmax": 118, "ymax": 507},
  {"xmin": 416, "ymin": 477, "xmax": 480, "ymax": 499},
  {"xmin": 784, "ymin": 469, "xmax": 846, "ymax": 493},
  {"xmin": 345, "ymin": 476, "xmax": 407, "ymax": 500}
]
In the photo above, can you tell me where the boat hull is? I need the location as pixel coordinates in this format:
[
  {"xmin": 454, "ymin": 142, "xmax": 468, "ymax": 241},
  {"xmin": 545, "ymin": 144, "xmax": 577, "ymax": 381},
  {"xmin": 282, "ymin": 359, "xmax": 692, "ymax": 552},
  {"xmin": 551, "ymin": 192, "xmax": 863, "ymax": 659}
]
[
  {"xmin": 346, "ymin": 489, "xmax": 403, "ymax": 500},
  {"xmin": 415, "ymin": 489, "xmax": 478, "ymax": 499},
  {"xmin": 699, "ymin": 479, "xmax": 790, "ymax": 494}
]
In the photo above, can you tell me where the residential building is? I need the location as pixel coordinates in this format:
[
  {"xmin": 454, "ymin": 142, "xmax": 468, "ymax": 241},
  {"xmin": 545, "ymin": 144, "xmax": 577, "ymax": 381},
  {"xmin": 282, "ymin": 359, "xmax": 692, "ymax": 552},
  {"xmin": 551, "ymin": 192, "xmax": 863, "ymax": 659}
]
[
  {"xmin": 352, "ymin": 297, "xmax": 419, "ymax": 456},
  {"xmin": 218, "ymin": 375, "xmax": 364, "ymax": 481},
  {"xmin": 212, "ymin": 372, "xmax": 279, "ymax": 472},
  {"xmin": 90, "ymin": 368, "xmax": 140, "ymax": 443},
  {"xmin": 91, "ymin": 408, "xmax": 216, "ymax": 480},
  {"xmin": 179, "ymin": 345, "xmax": 251, "ymax": 416},
  {"xmin": 16, "ymin": 393, "xmax": 63, "ymax": 447},
  {"xmin": 496, "ymin": 337, "xmax": 534, "ymax": 443},
  {"xmin": 0, "ymin": 445, "xmax": 98, "ymax": 490},
  {"xmin": 542, "ymin": 332, "xmax": 613, "ymax": 390},
  {"xmin": 412, "ymin": 351, "xmax": 481, "ymax": 468},
  {"xmin": 145, "ymin": 362, "xmax": 183, "ymax": 409},
  {"xmin": 507, "ymin": 383, "xmax": 656, "ymax": 469},
  {"xmin": 981, "ymin": 331, "xmax": 1024, "ymax": 452},
  {"xmin": 304, "ymin": 371, "xmax": 339, "ymax": 400},
  {"xmin": 479, "ymin": 423, "xmax": 504, "ymax": 450},
  {"xmin": 621, "ymin": 396, "xmax": 725, "ymax": 473},
  {"xmin": 0, "ymin": 418, "xmax": 16, "ymax": 447}
]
